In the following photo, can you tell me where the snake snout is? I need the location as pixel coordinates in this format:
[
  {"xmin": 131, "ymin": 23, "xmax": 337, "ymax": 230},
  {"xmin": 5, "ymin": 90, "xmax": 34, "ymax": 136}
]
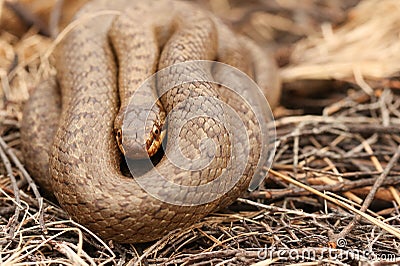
[{"xmin": 116, "ymin": 125, "xmax": 165, "ymax": 160}]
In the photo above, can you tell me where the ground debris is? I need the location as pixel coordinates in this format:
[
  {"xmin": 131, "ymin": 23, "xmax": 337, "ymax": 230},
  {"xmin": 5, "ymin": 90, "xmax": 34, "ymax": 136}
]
[{"xmin": 1, "ymin": 0, "xmax": 399, "ymax": 265}]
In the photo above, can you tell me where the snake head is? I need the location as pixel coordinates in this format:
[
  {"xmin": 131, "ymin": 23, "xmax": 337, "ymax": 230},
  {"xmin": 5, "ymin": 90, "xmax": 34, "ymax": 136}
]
[
  {"xmin": 115, "ymin": 125, "xmax": 166, "ymax": 159},
  {"xmin": 115, "ymin": 105, "xmax": 166, "ymax": 159}
]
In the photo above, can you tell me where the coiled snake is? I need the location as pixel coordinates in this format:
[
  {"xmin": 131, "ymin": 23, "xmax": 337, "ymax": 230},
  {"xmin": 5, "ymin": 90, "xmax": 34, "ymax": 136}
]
[{"xmin": 21, "ymin": 0, "xmax": 281, "ymax": 243}]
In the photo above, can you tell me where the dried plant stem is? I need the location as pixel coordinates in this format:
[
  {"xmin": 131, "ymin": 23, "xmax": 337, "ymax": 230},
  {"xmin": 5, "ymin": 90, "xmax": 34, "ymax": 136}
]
[
  {"xmin": 0, "ymin": 136, "xmax": 45, "ymax": 232},
  {"xmin": 270, "ymin": 169, "xmax": 400, "ymax": 240},
  {"xmin": 333, "ymin": 144, "xmax": 400, "ymax": 242}
]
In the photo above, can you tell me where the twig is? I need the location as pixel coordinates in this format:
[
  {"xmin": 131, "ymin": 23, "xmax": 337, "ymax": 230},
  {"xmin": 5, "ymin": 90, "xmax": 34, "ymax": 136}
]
[
  {"xmin": 269, "ymin": 169, "xmax": 400, "ymax": 239},
  {"xmin": 0, "ymin": 136, "xmax": 45, "ymax": 232},
  {"xmin": 49, "ymin": 0, "xmax": 64, "ymax": 38},
  {"xmin": 0, "ymin": 141, "xmax": 20, "ymax": 238},
  {"xmin": 237, "ymin": 198, "xmax": 332, "ymax": 218},
  {"xmin": 250, "ymin": 175, "xmax": 400, "ymax": 200},
  {"xmin": 7, "ymin": 54, "xmax": 18, "ymax": 76},
  {"xmin": 130, "ymin": 229, "xmax": 183, "ymax": 266},
  {"xmin": 333, "ymin": 144, "xmax": 400, "ymax": 242}
]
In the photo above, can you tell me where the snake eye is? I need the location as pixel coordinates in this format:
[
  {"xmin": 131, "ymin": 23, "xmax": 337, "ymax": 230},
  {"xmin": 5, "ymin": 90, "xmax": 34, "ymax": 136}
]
[
  {"xmin": 152, "ymin": 126, "xmax": 160, "ymax": 137},
  {"xmin": 116, "ymin": 129, "xmax": 126, "ymax": 155}
]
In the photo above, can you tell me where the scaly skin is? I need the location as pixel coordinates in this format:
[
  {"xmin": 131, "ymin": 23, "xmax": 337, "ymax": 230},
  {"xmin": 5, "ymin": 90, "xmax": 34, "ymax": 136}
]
[{"xmin": 21, "ymin": 0, "xmax": 281, "ymax": 243}]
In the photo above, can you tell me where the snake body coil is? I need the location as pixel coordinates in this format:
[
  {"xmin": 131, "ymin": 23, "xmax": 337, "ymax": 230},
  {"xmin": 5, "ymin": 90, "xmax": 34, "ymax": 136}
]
[{"xmin": 21, "ymin": 0, "xmax": 281, "ymax": 243}]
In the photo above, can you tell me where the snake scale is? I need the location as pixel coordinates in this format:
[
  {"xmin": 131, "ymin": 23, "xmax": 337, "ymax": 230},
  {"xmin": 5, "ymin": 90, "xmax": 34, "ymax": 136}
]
[{"xmin": 21, "ymin": 0, "xmax": 281, "ymax": 243}]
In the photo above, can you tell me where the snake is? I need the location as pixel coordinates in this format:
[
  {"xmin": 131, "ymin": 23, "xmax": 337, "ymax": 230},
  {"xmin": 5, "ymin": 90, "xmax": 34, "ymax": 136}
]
[{"xmin": 20, "ymin": 0, "xmax": 281, "ymax": 243}]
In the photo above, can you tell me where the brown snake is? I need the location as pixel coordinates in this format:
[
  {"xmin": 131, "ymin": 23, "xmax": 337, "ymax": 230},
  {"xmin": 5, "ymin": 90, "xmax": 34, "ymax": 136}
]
[{"xmin": 21, "ymin": 0, "xmax": 281, "ymax": 243}]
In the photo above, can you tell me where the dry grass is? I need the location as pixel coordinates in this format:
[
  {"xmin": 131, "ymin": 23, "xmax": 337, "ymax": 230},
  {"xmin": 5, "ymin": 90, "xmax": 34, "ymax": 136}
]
[
  {"xmin": 1, "ymin": 0, "xmax": 400, "ymax": 265},
  {"xmin": 282, "ymin": 0, "xmax": 400, "ymax": 83}
]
